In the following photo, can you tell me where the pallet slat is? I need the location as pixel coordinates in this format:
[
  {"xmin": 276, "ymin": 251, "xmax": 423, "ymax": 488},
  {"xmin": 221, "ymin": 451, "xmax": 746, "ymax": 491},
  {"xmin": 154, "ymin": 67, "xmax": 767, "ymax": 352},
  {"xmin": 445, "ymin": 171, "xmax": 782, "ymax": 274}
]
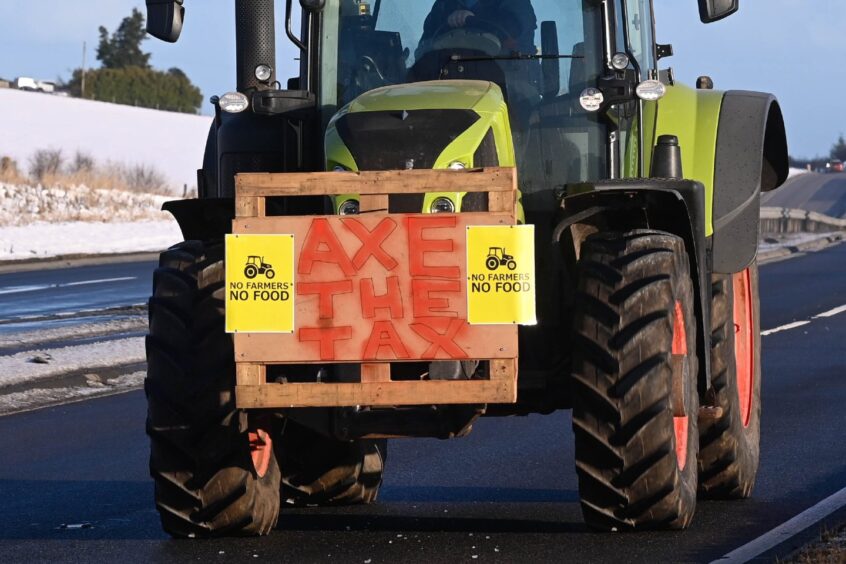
[
  {"xmin": 236, "ymin": 376, "xmax": 516, "ymax": 408},
  {"xmin": 236, "ymin": 167, "xmax": 515, "ymax": 198}
]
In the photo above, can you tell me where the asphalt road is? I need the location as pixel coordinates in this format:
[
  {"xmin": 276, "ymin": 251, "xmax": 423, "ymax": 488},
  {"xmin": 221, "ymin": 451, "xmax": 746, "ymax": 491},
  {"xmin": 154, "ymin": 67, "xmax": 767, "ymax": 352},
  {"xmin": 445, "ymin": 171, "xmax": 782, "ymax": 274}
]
[
  {"xmin": 0, "ymin": 260, "xmax": 157, "ymax": 323},
  {"xmin": 0, "ymin": 245, "xmax": 844, "ymax": 563},
  {"xmin": 761, "ymin": 172, "xmax": 846, "ymax": 218}
]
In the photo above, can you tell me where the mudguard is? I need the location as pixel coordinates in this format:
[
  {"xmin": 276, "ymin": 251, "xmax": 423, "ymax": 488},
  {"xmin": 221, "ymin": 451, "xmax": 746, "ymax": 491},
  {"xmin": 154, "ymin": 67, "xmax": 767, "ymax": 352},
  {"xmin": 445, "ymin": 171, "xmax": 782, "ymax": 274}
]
[
  {"xmin": 557, "ymin": 179, "xmax": 712, "ymax": 393},
  {"xmin": 711, "ymin": 91, "xmax": 788, "ymax": 273},
  {"xmin": 651, "ymin": 86, "xmax": 788, "ymax": 274}
]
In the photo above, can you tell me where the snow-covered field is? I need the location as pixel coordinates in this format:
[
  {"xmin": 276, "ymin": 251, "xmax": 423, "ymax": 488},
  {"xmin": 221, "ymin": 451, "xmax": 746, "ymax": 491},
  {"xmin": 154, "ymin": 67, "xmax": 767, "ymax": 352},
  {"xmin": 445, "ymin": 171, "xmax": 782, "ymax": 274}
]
[
  {"xmin": 0, "ymin": 219, "xmax": 182, "ymax": 261},
  {"xmin": 0, "ymin": 89, "xmax": 210, "ymax": 189}
]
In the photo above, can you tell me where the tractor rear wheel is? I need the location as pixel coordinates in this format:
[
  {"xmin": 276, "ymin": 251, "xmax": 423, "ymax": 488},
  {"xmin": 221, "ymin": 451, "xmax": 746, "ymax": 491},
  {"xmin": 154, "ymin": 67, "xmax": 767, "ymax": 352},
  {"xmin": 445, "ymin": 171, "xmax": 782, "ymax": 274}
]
[
  {"xmin": 277, "ymin": 420, "xmax": 387, "ymax": 506},
  {"xmin": 571, "ymin": 230, "xmax": 699, "ymax": 530},
  {"xmin": 145, "ymin": 240, "xmax": 281, "ymax": 537},
  {"xmin": 698, "ymin": 265, "xmax": 761, "ymax": 498}
]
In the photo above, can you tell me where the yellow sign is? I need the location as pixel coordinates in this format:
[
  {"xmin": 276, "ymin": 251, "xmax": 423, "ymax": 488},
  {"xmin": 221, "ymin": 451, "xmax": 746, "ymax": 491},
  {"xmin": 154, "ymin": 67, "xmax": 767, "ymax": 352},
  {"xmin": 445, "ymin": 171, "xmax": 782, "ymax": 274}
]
[
  {"xmin": 466, "ymin": 225, "xmax": 537, "ymax": 325},
  {"xmin": 225, "ymin": 234, "xmax": 295, "ymax": 333}
]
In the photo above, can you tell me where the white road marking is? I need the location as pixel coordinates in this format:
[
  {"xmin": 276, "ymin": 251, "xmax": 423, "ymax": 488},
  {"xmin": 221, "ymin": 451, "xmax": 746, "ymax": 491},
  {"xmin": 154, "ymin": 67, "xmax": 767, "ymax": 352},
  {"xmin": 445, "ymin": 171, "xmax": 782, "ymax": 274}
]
[
  {"xmin": 761, "ymin": 303, "xmax": 846, "ymax": 336},
  {"xmin": 813, "ymin": 304, "xmax": 846, "ymax": 319},
  {"xmin": 62, "ymin": 276, "xmax": 136, "ymax": 288},
  {"xmin": 0, "ymin": 276, "xmax": 136, "ymax": 296},
  {"xmin": 0, "ymin": 285, "xmax": 49, "ymax": 295},
  {"xmin": 712, "ymin": 486, "xmax": 846, "ymax": 563},
  {"xmin": 761, "ymin": 320, "xmax": 811, "ymax": 336}
]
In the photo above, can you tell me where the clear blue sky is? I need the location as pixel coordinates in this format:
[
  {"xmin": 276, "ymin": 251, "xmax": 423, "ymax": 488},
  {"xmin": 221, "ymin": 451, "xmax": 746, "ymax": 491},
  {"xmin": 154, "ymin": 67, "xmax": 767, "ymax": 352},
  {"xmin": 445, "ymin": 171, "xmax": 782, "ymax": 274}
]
[{"xmin": 0, "ymin": 0, "xmax": 841, "ymax": 159}]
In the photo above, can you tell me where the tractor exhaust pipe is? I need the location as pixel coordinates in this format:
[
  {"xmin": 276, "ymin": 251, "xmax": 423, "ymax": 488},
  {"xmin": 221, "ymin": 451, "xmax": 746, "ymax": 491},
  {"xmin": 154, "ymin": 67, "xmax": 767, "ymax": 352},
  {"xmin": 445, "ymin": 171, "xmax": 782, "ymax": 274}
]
[{"xmin": 235, "ymin": 0, "xmax": 277, "ymax": 93}]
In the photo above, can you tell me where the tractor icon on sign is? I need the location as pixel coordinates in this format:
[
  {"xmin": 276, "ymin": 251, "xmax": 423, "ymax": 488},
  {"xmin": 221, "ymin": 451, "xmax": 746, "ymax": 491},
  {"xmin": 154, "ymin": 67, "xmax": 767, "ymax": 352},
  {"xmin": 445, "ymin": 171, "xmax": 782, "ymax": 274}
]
[
  {"xmin": 244, "ymin": 256, "xmax": 275, "ymax": 279},
  {"xmin": 485, "ymin": 247, "xmax": 517, "ymax": 271}
]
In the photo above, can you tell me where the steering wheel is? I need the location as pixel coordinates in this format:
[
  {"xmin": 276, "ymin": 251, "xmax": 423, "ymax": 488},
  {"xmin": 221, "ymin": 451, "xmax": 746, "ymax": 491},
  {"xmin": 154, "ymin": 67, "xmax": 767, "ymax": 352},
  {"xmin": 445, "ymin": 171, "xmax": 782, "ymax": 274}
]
[{"xmin": 424, "ymin": 16, "xmax": 514, "ymax": 58}]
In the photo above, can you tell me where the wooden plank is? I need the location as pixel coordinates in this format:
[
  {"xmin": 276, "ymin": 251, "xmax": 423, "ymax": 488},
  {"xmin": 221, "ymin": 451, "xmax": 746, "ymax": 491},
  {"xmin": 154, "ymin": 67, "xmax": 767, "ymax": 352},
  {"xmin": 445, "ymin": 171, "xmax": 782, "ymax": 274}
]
[
  {"xmin": 359, "ymin": 194, "xmax": 389, "ymax": 213},
  {"xmin": 489, "ymin": 358, "xmax": 517, "ymax": 381},
  {"xmin": 236, "ymin": 167, "xmax": 516, "ymax": 198},
  {"xmin": 236, "ymin": 363, "xmax": 266, "ymax": 386},
  {"xmin": 235, "ymin": 195, "xmax": 265, "ymax": 218},
  {"xmin": 361, "ymin": 363, "xmax": 391, "ymax": 383},
  {"xmin": 233, "ymin": 212, "xmax": 514, "ymax": 235},
  {"xmin": 235, "ymin": 377, "xmax": 517, "ymax": 408}
]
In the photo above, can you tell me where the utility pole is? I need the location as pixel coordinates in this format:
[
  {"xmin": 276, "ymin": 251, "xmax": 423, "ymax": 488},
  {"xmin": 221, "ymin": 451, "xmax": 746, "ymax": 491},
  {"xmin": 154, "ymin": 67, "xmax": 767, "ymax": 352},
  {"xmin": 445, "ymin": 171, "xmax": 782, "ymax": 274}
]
[{"xmin": 81, "ymin": 41, "xmax": 87, "ymax": 97}]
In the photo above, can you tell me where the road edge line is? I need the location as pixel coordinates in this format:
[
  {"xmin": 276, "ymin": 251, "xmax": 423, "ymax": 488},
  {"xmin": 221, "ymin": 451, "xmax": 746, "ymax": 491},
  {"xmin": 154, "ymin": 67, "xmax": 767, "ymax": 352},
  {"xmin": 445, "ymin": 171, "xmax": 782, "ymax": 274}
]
[{"xmin": 711, "ymin": 486, "xmax": 846, "ymax": 563}]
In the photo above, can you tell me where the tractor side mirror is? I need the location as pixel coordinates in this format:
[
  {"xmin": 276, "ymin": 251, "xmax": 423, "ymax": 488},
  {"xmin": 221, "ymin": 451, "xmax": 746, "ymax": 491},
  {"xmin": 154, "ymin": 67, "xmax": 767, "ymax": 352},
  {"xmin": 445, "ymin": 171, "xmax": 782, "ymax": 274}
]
[
  {"xmin": 698, "ymin": 0, "xmax": 739, "ymax": 23},
  {"xmin": 145, "ymin": 0, "xmax": 185, "ymax": 43}
]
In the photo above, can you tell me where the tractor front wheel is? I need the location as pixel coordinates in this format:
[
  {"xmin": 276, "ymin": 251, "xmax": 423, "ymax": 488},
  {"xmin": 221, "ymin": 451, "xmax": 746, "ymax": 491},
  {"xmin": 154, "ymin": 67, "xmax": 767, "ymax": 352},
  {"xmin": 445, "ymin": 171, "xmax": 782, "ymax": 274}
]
[
  {"xmin": 145, "ymin": 241, "xmax": 281, "ymax": 537},
  {"xmin": 277, "ymin": 420, "xmax": 387, "ymax": 506},
  {"xmin": 698, "ymin": 265, "xmax": 761, "ymax": 498},
  {"xmin": 571, "ymin": 230, "xmax": 699, "ymax": 530}
]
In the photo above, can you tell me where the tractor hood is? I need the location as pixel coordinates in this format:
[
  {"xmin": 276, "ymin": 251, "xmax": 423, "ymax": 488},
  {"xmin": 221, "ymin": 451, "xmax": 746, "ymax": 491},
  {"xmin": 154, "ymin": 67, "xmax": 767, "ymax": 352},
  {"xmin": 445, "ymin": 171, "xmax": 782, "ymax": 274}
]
[
  {"xmin": 343, "ymin": 80, "xmax": 503, "ymax": 114},
  {"xmin": 325, "ymin": 79, "xmax": 514, "ymax": 173},
  {"xmin": 324, "ymin": 79, "xmax": 518, "ymax": 217}
]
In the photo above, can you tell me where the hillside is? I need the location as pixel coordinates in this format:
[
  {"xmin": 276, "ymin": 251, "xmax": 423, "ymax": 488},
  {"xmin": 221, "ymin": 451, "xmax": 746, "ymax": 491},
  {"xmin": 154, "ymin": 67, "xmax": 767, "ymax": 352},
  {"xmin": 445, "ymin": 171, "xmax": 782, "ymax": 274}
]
[{"xmin": 0, "ymin": 89, "xmax": 211, "ymax": 190}]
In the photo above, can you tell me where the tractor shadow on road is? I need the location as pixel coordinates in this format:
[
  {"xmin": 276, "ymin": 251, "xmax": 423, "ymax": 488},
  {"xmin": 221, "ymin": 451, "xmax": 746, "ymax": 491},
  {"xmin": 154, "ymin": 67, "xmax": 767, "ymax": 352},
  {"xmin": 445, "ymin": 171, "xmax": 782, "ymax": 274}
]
[
  {"xmin": 380, "ymin": 485, "xmax": 578, "ymax": 503},
  {"xmin": 277, "ymin": 509, "xmax": 588, "ymax": 535},
  {"xmin": 0, "ymin": 479, "xmax": 163, "ymax": 540},
  {"xmin": 278, "ymin": 486, "xmax": 586, "ymax": 535}
]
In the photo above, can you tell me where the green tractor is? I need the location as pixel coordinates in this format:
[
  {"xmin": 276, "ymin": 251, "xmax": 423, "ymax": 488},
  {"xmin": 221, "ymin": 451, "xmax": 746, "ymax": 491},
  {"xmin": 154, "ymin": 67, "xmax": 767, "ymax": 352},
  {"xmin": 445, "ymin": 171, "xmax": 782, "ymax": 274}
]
[{"xmin": 144, "ymin": 0, "xmax": 787, "ymax": 537}]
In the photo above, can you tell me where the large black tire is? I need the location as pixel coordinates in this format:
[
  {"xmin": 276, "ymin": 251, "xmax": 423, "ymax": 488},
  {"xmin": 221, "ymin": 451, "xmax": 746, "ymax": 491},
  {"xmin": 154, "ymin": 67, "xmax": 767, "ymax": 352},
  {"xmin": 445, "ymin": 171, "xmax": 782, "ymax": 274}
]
[
  {"xmin": 698, "ymin": 264, "xmax": 761, "ymax": 498},
  {"xmin": 146, "ymin": 241, "xmax": 281, "ymax": 537},
  {"xmin": 277, "ymin": 420, "xmax": 387, "ymax": 506},
  {"xmin": 571, "ymin": 230, "xmax": 699, "ymax": 530}
]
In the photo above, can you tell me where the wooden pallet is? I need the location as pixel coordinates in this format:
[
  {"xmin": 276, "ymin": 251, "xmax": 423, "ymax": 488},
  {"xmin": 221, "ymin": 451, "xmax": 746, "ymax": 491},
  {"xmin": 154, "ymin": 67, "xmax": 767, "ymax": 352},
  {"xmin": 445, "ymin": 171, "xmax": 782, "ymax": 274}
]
[{"xmin": 232, "ymin": 167, "xmax": 519, "ymax": 409}]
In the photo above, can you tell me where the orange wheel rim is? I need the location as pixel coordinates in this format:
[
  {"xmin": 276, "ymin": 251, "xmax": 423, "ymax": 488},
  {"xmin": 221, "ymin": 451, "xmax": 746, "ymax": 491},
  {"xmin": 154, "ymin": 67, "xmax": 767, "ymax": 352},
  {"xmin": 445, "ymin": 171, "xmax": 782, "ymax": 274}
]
[
  {"xmin": 249, "ymin": 428, "xmax": 272, "ymax": 478},
  {"xmin": 732, "ymin": 269, "xmax": 754, "ymax": 427},
  {"xmin": 671, "ymin": 300, "xmax": 689, "ymax": 470}
]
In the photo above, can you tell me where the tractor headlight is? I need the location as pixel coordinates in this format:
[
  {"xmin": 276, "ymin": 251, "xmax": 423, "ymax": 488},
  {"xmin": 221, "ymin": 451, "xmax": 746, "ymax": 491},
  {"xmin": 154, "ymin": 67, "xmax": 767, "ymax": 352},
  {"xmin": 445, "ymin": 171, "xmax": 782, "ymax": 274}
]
[
  {"xmin": 255, "ymin": 64, "xmax": 273, "ymax": 82},
  {"xmin": 635, "ymin": 79, "xmax": 667, "ymax": 101},
  {"xmin": 338, "ymin": 199, "xmax": 359, "ymax": 215},
  {"xmin": 610, "ymin": 52, "xmax": 630, "ymax": 71},
  {"xmin": 219, "ymin": 92, "xmax": 249, "ymax": 113},
  {"xmin": 448, "ymin": 161, "xmax": 467, "ymax": 170},
  {"xmin": 430, "ymin": 197, "xmax": 455, "ymax": 214}
]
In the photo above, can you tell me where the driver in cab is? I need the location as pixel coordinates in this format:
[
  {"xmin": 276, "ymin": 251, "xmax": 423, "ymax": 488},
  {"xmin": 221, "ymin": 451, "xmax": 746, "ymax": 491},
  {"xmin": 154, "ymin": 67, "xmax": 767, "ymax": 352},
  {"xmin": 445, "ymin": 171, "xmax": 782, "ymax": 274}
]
[{"xmin": 419, "ymin": 0, "xmax": 537, "ymax": 55}]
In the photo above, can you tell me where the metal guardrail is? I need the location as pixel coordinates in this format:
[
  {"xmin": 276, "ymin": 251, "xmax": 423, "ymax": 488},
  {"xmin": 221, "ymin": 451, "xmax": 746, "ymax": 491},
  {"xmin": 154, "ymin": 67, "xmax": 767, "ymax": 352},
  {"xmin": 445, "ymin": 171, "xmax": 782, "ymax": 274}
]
[{"xmin": 760, "ymin": 207, "xmax": 846, "ymax": 234}]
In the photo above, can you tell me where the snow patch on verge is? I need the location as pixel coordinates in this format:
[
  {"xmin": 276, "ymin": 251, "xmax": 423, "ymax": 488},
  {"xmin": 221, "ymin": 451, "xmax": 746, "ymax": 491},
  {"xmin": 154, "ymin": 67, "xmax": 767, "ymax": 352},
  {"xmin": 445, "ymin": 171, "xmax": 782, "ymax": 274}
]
[
  {"xmin": 0, "ymin": 220, "xmax": 182, "ymax": 261},
  {"xmin": 0, "ymin": 316, "xmax": 147, "ymax": 349},
  {"xmin": 0, "ymin": 337, "xmax": 144, "ymax": 388},
  {"xmin": 788, "ymin": 167, "xmax": 809, "ymax": 179},
  {"xmin": 0, "ymin": 371, "xmax": 144, "ymax": 416},
  {"xmin": 0, "ymin": 182, "xmax": 173, "ymax": 226}
]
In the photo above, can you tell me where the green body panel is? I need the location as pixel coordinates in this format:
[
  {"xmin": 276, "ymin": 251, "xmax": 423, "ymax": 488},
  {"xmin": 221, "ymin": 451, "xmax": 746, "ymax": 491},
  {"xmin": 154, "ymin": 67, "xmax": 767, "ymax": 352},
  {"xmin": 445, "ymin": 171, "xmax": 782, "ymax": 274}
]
[
  {"xmin": 652, "ymin": 83, "xmax": 724, "ymax": 236},
  {"xmin": 324, "ymin": 80, "xmax": 521, "ymax": 219}
]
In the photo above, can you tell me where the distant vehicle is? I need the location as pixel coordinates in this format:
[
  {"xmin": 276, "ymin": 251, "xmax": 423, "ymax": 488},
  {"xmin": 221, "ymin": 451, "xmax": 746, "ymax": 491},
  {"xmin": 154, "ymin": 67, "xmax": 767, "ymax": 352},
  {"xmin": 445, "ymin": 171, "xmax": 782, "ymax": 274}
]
[
  {"xmin": 13, "ymin": 77, "xmax": 55, "ymax": 93},
  {"xmin": 825, "ymin": 159, "xmax": 844, "ymax": 173}
]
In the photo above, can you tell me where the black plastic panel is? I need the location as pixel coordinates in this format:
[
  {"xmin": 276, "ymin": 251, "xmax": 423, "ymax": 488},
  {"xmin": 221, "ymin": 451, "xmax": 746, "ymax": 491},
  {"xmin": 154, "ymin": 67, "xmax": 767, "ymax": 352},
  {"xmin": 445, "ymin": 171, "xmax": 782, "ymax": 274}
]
[
  {"xmin": 335, "ymin": 109, "xmax": 479, "ymax": 171},
  {"xmin": 712, "ymin": 91, "xmax": 787, "ymax": 274}
]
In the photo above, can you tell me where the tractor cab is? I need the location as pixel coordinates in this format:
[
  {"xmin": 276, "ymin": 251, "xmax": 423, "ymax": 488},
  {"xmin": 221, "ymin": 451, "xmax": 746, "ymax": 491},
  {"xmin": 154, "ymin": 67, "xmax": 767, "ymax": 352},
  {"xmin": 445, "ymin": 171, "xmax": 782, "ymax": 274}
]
[{"xmin": 322, "ymin": 0, "xmax": 639, "ymax": 212}]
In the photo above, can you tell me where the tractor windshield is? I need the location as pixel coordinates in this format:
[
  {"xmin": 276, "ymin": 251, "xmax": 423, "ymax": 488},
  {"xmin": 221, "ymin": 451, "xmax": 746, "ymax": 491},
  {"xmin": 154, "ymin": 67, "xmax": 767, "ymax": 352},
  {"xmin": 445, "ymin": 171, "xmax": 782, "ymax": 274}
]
[{"xmin": 319, "ymin": 0, "xmax": 608, "ymax": 210}]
